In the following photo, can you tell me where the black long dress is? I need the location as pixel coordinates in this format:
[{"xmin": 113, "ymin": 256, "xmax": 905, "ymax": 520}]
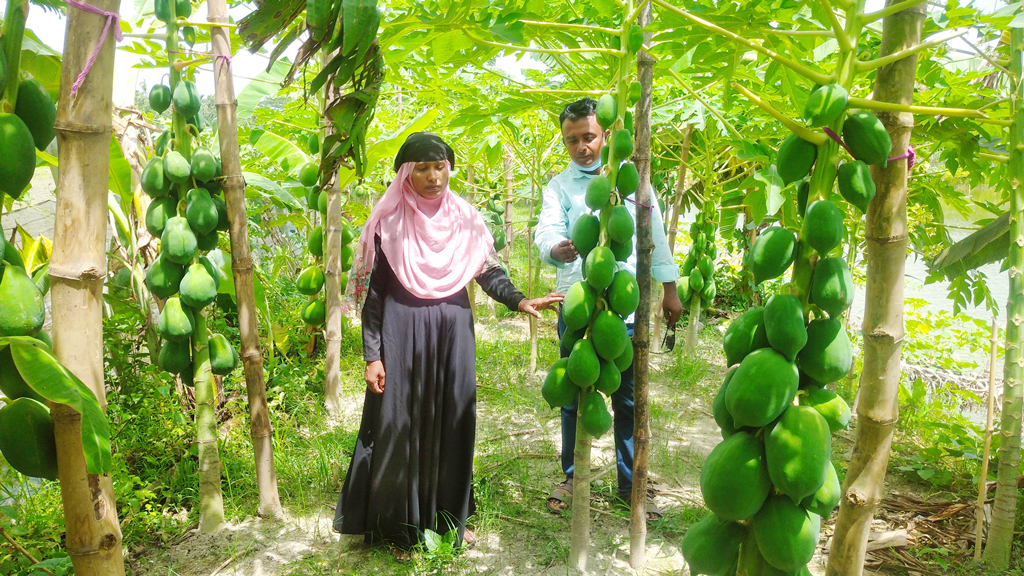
[{"xmin": 334, "ymin": 235, "xmax": 525, "ymax": 550}]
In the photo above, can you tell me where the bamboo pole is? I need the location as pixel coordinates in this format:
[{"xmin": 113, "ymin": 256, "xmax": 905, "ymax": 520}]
[
  {"xmin": 208, "ymin": 0, "xmax": 282, "ymax": 518},
  {"xmin": 984, "ymin": 27, "xmax": 1024, "ymax": 571},
  {"xmin": 49, "ymin": 0, "xmax": 125, "ymax": 572},
  {"xmin": 502, "ymin": 146, "xmax": 515, "ymax": 267},
  {"xmin": 630, "ymin": 2, "xmax": 654, "ymax": 566},
  {"xmin": 826, "ymin": 2, "xmax": 923, "ymax": 573},
  {"xmin": 975, "ymin": 317, "xmax": 999, "ymax": 559},
  {"xmin": 324, "ymin": 181, "xmax": 343, "ymax": 414}
]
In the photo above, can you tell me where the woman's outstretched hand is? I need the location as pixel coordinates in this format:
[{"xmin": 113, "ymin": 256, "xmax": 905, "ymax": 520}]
[
  {"xmin": 518, "ymin": 292, "xmax": 564, "ymax": 319},
  {"xmin": 366, "ymin": 360, "xmax": 386, "ymax": 394}
]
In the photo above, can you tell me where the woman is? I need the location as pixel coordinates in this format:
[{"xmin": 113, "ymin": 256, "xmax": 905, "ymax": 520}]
[{"xmin": 334, "ymin": 132, "xmax": 561, "ymax": 556}]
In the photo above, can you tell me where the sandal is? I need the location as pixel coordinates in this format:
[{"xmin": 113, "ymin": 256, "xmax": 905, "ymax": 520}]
[
  {"xmin": 617, "ymin": 489, "xmax": 664, "ymax": 522},
  {"xmin": 547, "ymin": 477, "xmax": 574, "ymax": 513},
  {"xmin": 463, "ymin": 528, "xmax": 476, "ymax": 547},
  {"xmin": 389, "ymin": 546, "xmax": 415, "ymax": 563}
]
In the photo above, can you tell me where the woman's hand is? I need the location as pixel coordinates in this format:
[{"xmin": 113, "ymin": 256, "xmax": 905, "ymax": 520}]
[
  {"xmin": 518, "ymin": 292, "xmax": 565, "ymax": 319},
  {"xmin": 365, "ymin": 360, "xmax": 386, "ymax": 394}
]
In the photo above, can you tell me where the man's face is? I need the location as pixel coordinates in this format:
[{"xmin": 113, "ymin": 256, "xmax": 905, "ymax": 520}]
[{"xmin": 560, "ymin": 114, "xmax": 606, "ymax": 168}]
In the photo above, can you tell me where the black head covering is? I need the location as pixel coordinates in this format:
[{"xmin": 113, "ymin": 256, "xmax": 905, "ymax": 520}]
[{"xmin": 393, "ymin": 132, "xmax": 456, "ymax": 172}]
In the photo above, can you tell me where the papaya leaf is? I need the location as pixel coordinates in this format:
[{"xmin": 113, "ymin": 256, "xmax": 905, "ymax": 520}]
[
  {"xmin": 108, "ymin": 135, "xmax": 133, "ymax": 209},
  {"xmin": 242, "ymin": 171, "xmax": 302, "ymax": 209},
  {"xmin": 4, "ymin": 336, "xmax": 112, "ymax": 475},
  {"xmin": 251, "ymin": 130, "xmax": 310, "ymax": 175},
  {"xmin": 236, "ymin": 60, "xmax": 291, "ymax": 120},
  {"xmin": 107, "ymin": 192, "xmax": 134, "ymax": 256},
  {"xmin": 15, "ymin": 224, "xmax": 51, "ymax": 277},
  {"xmin": 236, "ymin": 0, "xmax": 306, "ymax": 53},
  {"xmin": 929, "ymin": 212, "xmax": 1010, "ymax": 279},
  {"xmin": 342, "ymin": 0, "xmax": 377, "ymax": 56}
]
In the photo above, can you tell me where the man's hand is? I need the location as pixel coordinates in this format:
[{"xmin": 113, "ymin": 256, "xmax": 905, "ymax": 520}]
[
  {"xmin": 365, "ymin": 360, "xmax": 386, "ymax": 394},
  {"xmin": 519, "ymin": 292, "xmax": 565, "ymax": 319},
  {"xmin": 550, "ymin": 239, "xmax": 579, "ymax": 263},
  {"xmin": 662, "ymin": 282, "xmax": 683, "ymax": 326}
]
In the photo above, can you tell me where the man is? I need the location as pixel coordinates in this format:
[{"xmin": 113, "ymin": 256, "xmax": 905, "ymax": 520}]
[{"xmin": 534, "ymin": 97, "xmax": 683, "ymax": 520}]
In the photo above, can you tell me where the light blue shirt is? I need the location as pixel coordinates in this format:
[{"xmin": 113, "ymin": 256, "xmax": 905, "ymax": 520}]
[{"xmin": 534, "ymin": 163, "xmax": 680, "ymax": 297}]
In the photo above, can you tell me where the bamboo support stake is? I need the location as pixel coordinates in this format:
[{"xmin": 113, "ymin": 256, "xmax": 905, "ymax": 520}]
[
  {"xmin": 630, "ymin": 3, "xmax": 654, "ymax": 566},
  {"xmin": 209, "ymin": 0, "xmax": 281, "ymax": 517},
  {"xmin": 49, "ymin": 0, "xmax": 126, "ymax": 572},
  {"xmin": 502, "ymin": 146, "xmax": 515, "ymax": 267},
  {"xmin": 975, "ymin": 317, "xmax": 999, "ymax": 560},
  {"xmin": 324, "ymin": 181, "xmax": 344, "ymax": 415}
]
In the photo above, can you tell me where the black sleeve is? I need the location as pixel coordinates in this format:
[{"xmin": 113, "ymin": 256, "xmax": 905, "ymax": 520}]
[
  {"xmin": 476, "ymin": 265, "xmax": 527, "ymax": 312},
  {"xmin": 361, "ymin": 236, "xmax": 388, "ymax": 362}
]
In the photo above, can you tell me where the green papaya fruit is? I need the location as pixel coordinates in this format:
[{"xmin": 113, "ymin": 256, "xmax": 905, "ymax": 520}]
[
  {"xmin": 14, "ymin": 78, "xmax": 56, "ymax": 150},
  {"xmin": 752, "ymin": 495, "xmax": 821, "ymax": 573},
  {"xmin": 196, "ymin": 228, "xmax": 219, "ymax": 252},
  {"xmin": 172, "ymin": 80, "xmax": 201, "ymax": 119},
  {"xmin": 145, "ymin": 254, "xmax": 186, "ymax": 300},
  {"xmin": 158, "ymin": 339, "xmax": 192, "ymax": 375},
  {"xmin": 776, "ymin": 134, "xmax": 817, "ymax": 185},
  {"xmin": 0, "ymin": 346, "xmax": 45, "ymax": 403},
  {"xmin": 595, "ymin": 94, "xmax": 617, "ymax": 130},
  {"xmin": 616, "ymin": 162, "xmax": 639, "ymax": 196},
  {"xmin": 0, "ymin": 266, "xmax": 45, "ymax": 337},
  {"xmin": 542, "ymin": 358, "xmax": 575, "ymax": 408},
  {"xmin": 626, "ymin": 24, "xmax": 644, "ymax": 51},
  {"xmin": 296, "ymin": 266, "xmax": 325, "ymax": 295},
  {"xmin": 748, "ymin": 227, "xmax": 797, "ymax": 284},
  {"xmin": 341, "ymin": 220, "xmax": 355, "ymax": 245},
  {"xmin": 680, "ymin": 513, "xmax": 745, "ymax": 576},
  {"xmin": 308, "ymin": 225, "xmax": 324, "ymax": 258},
  {"xmin": 800, "ymin": 460, "xmax": 841, "ymax": 518},
  {"xmin": 608, "ymin": 270, "xmax": 639, "ymax": 317},
  {"xmin": 299, "ymin": 162, "xmax": 319, "ymax": 187},
  {"xmin": 810, "ymin": 257, "xmax": 854, "ymax": 318},
  {"xmin": 563, "ymin": 281, "xmax": 596, "ymax": 331},
  {"xmin": 571, "ymin": 214, "xmax": 601, "ymax": 258},
  {"xmin": 842, "ymin": 110, "xmax": 892, "ymax": 167},
  {"xmin": 179, "ymin": 262, "xmax": 218, "ymax": 309},
  {"xmin": 318, "ymin": 189, "xmax": 328, "ymax": 214},
  {"xmin": 164, "ymin": 151, "xmax": 192, "ymax": 184},
  {"xmin": 341, "ymin": 244, "xmax": 354, "ymax": 272},
  {"xmin": 600, "ymin": 145, "xmax": 609, "ymax": 166},
  {"xmin": 592, "ymin": 310, "xmax": 628, "ymax": 361},
  {"xmin": 610, "ymin": 237, "xmax": 632, "ymax": 261},
  {"xmin": 492, "ymin": 227, "xmax": 507, "ymax": 252},
  {"xmin": 701, "ymin": 279, "xmax": 716, "ymax": 304},
  {"xmin": 176, "ymin": 0, "xmax": 192, "ymax": 18},
  {"xmin": 595, "ymin": 360, "xmax": 621, "ymax": 396},
  {"xmin": 581, "ymin": 391, "xmax": 613, "ymax": 438},
  {"xmin": 611, "ymin": 129, "xmax": 633, "ymax": 161},
  {"xmin": 0, "ymin": 42, "xmax": 7, "ymax": 97},
  {"xmin": 800, "ymin": 370, "xmax": 824, "ymax": 390},
  {"xmin": 801, "ymin": 387, "xmax": 851, "ymax": 433},
  {"xmin": 308, "ymin": 133, "xmax": 320, "ymax": 155},
  {"xmin": 182, "ymin": 26, "xmax": 197, "ymax": 46},
  {"xmin": 149, "ymin": 84, "xmax": 171, "ymax": 114},
  {"xmin": 803, "ymin": 200, "xmax": 844, "ymax": 257},
  {"xmin": 154, "ymin": 131, "xmax": 173, "ymax": 157},
  {"xmin": 803, "ymin": 83, "xmax": 848, "ymax": 128},
  {"xmin": 607, "ymin": 205, "xmax": 634, "ymax": 244},
  {"xmin": 0, "ymin": 397, "xmax": 58, "ymax": 480},
  {"xmin": 797, "ymin": 318, "xmax": 853, "ymax": 384},
  {"xmin": 161, "ymin": 216, "xmax": 197, "ymax": 265},
  {"xmin": 713, "ymin": 368, "xmax": 739, "ymax": 438},
  {"xmin": 797, "ymin": 180, "xmax": 810, "ymax": 218},
  {"xmin": 628, "ymin": 81, "xmax": 642, "ymax": 106},
  {"xmin": 586, "ymin": 175, "xmax": 612, "ymax": 210},
  {"xmin": 737, "ymin": 525, "xmax": 764, "ymax": 576},
  {"xmin": 157, "ymin": 296, "xmax": 195, "ymax": 342},
  {"xmin": 186, "ymin": 188, "xmax": 219, "ymax": 236},
  {"xmin": 33, "ymin": 331, "xmax": 52, "ymax": 351},
  {"xmin": 561, "ymin": 325, "xmax": 587, "ymax": 353},
  {"xmin": 2, "ymin": 237, "xmax": 23, "ymax": 268},
  {"xmin": 688, "ymin": 268, "xmax": 705, "ymax": 293},
  {"xmin": 567, "ymin": 338, "xmax": 600, "ymax": 388},
  {"xmin": 211, "ymin": 194, "xmax": 229, "ymax": 232},
  {"xmin": 190, "ymin": 147, "xmax": 218, "ymax": 182},
  {"xmin": 142, "ymin": 157, "xmax": 173, "ymax": 198},
  {"xmin": 725, "ymin": 348, "xmax": 799, "ymax": 428},
  {"xmin": 764, "ymin": 294, "xmax": 808, "ymax": 362},
  {"xmin": 198, "ymin": 255, "xmax": 221, "ymax": 290},
  {"xmin": 763, "ymin": 565, "xmax": 812, "ymax": 576},
  {"xmin": 700, "ymin": 431, "xmax": 771, "ymax": 521},
  {"xmin": 306, "ymin": 186, "xmax": 319, "ymax": 211},
  {"xmin": 765, "ymin": 405, "xmax": 832, "ymax": 503},
  {"xmin": 724, "ymin": 307, "xmax": 770, "ymax": 364},
  {"xmin": 300, "ymin": 299, "xmax": 326, "ymax": 326},
  {"xmin": 584, "ymin": 246, "xmax": 616, "ymax": 291},
  {"xmin": 837, "ymin": 160, "xmax": 875, "ymax": 214},
  {"xmin": 339, "ymin": 272, "xmax": 349, "ymax": 295},
  {"xmin": 209, "ymin": 333, "xmax": 239, "ymax": 376},
  {"xmin": 0, "ymin": 114, "xmax": 37, "ymax": 199},
  {"xmin": 695, "ymin": 256, "xmax": 712, "ymax": 280},
  {"xmin": 677, "ymin": 279, "xmax": 692, "ymax": 305},
  {"xmin": 614, "ymin": 339, "xmax": 633, "ymax": 372}
]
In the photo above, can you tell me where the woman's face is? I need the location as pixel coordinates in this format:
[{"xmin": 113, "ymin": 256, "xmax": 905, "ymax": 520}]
[{"xmin": 410, "ymin": 161, "xmax": 449, "ymax": 199}]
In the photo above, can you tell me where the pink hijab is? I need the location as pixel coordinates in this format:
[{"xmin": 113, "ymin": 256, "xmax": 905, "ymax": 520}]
[{"xmin": 350, "ymin": 161, "xmax": 495, "ymax": 301}]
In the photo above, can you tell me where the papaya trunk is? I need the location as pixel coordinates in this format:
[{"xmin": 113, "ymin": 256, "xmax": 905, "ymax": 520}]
[
  {"xmin": 529, "ymin": 166, "xmax": 540, "ymax": 372},
  {"xmin": 324, "ymin": 182, "xmax": 343, "ymax": 415},
  {"xmin": 630, "ymin": 5, "xmax": 654, "ymax": 565},
  {"xmin": 666, "ymin": 126, "xmax": 694, "ymax": 256},
  {"xmin": 826, "ymin": 3, "xmax": 923, "ymax": 574},
  {"xmin": 984, "ymin": 27, "xmax": 1024, "ymax": 571},
  {"xmin": 2, "ymin": 0, "xmax": 26, "ymax": 106},
  {"xmin": 192, "ymin": 313, "xmax": 226, "ymax": 532},
  {"xmin": 683, "ymin": 294, "xmax": 700, "ymax": 356},
  {"xmin": 975, "ymin": 317, "xmax": 998, "ymax": 560},
  {"xmin": 503, "ymin": 147, "xmax": 514, "ymax": 267},
  {"xmin": 209, "ymin": 0, "xmax": 281, "ymax": 518},
  {"xmin": 569, "ymin": 390, "xmax": 592, "ymax": 571},
  {"xmin": 49, "ymin": 1, "xmax": 125, "ymax": 572}
]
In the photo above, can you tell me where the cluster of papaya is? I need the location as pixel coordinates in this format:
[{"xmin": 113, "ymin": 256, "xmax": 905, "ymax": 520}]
[
  {"xmin": 677, "ymin": 202, "xmax": 719, "ymax": 309},
  {"xmin": 154, "ymin": 0, "xmax": 198, "ymax": 47},
  {"xmin": 541, "ymin": 76, "xmax": 642, "ymax": 438},
  {"xmin": 0, "ymin": 73, "xmax": 57, "ymax": 201},
  {"xmin": 777, "ymin": 83, "xmax": 891, "ymax": 215},
  {"xmin": 482, "ymin": 194, "xmax": 508, "ymax": 252},
  {"xmin": 0, "ymin": 233, "xmax": 56, "ymax": 480},
  {"xmin": 295, "ymin": 134, "xmax": 356, "ymax": 327}
]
